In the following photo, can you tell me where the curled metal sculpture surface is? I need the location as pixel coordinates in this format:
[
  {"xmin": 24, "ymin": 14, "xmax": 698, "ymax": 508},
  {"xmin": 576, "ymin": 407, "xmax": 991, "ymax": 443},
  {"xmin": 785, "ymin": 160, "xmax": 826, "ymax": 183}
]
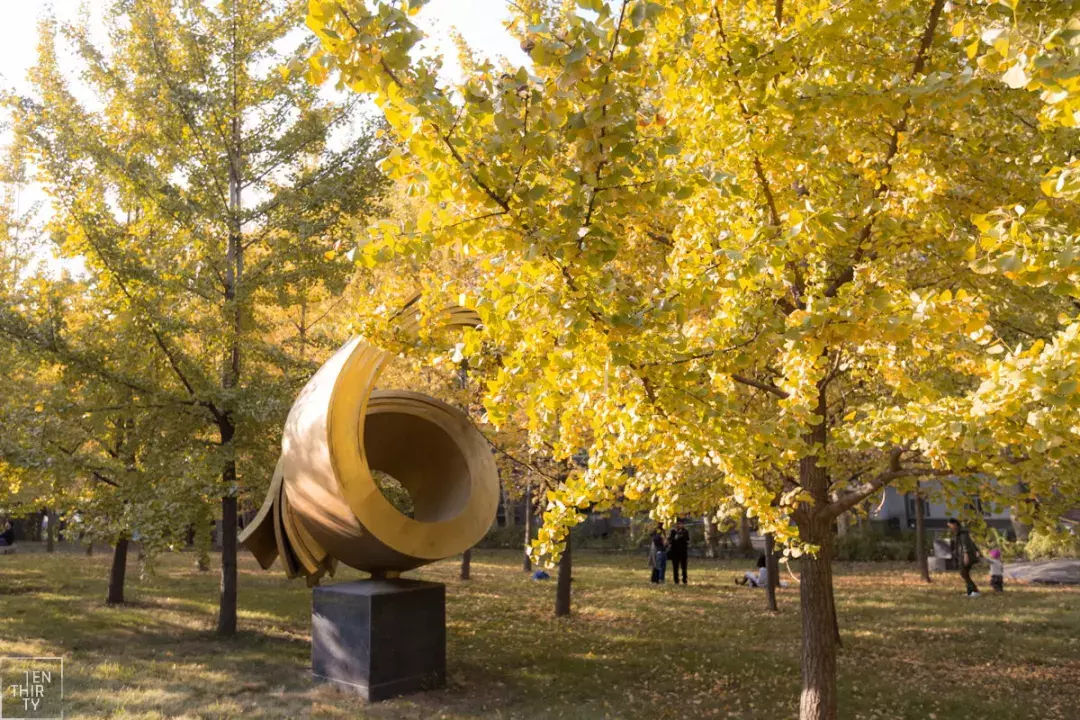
[{"xmin": 239, "ymin": 303, "xmax": 498, "ymax": 583}]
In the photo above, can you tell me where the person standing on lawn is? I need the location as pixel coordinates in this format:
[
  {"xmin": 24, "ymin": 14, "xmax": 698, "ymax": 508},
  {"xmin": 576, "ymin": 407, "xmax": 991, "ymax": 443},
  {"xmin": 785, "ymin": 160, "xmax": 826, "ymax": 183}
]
[
  {"xmin": 668, "ymin": 519, "xmax": 691, "ymax": 585},
  {"xmin": 649, "ymin": 523, "xmax": 667, "ymax": 584},
  {"xmin": 947, "ymin": 518, "xmax": 981, "ymax": 597},
  {"xmin": 987, "ymin": 548, "xmax": 1005, "ymax": 593}
]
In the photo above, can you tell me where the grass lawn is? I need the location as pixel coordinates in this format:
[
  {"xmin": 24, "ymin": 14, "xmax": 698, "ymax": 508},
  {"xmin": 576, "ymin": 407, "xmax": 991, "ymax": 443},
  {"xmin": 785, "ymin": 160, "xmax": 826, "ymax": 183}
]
[{"xmin": 1, "ymin": 546, "xmax": 1077, "ymax": 719}]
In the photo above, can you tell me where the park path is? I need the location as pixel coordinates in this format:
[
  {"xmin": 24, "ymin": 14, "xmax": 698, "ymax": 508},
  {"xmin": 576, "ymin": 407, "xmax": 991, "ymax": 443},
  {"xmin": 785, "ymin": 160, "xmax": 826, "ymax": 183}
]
[{"xmin": 1004, "ymin": 559, "xmax": 1080, "ymax": 584}]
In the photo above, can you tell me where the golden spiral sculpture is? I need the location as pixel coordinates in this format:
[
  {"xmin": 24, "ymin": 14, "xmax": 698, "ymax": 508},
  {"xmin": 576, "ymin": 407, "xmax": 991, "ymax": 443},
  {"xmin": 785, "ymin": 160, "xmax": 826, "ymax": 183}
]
[{"xmin": 239, "ymin": 301, "xmax": 499, "ymax": 584}]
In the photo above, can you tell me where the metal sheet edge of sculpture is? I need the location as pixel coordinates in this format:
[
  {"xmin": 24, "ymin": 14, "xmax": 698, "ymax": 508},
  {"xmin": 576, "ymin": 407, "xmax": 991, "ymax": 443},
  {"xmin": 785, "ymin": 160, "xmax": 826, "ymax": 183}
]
[{"xmin": 238, "ymin": 303, "xmax": 499, "ymax": 584}]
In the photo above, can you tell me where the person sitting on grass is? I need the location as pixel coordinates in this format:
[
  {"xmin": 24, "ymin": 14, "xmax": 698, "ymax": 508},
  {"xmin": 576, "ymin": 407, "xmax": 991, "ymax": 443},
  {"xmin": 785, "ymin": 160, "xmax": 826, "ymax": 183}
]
[
  {"xmin": 735, "ymin": 554, "xmax": 767, "ymax": 587},
  {"xmin": 947, "ymin": 518, "xmax": 981, "ymax": 597},
  {"xmin": 987, "ymin": 548, "xmax": 1005, "ymax": 593}
]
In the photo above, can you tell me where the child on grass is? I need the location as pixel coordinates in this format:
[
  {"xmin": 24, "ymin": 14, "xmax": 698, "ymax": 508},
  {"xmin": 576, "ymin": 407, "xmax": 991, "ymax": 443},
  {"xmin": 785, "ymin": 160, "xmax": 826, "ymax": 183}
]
[{"xmin": 987, "ymin": 548, "xmax": 1005, "ymax": 593}]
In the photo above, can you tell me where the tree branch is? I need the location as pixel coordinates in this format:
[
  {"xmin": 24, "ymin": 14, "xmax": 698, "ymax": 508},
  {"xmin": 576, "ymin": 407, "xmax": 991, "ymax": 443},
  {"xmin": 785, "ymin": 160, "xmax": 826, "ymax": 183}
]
[
  {"xmin": 74, "ymin": 212, "xmax": 211, "ymax": 409},
  {"xmin": 823, "ymin": 0, "xmax": 945, "ymax": 298},
  {"xmin": 824, "ymin": 449, "xmax": 953, "ymax": 520},
  {"xmin": 92, "ymin": 471, "xmax": 120, "ymax": 488},
  {"xmin": 340, "ymin": 6, "xmax": 516, "ymax": 218},
  {"xmin": 582, "ymin": 0, "xmax": 630, "ymax": 229},
  {"xmin": 638, "ymin": 332, "xmax": 761, "ymax": 367},
  {"xmin": 713, "ymin": 4, "xmax": 804, "ymax": 309},
  {"xmin": 461, "ymin": 412, "xmax": 561, "ymax": 483},
  {"xmin": 731, "ymin": 374, "xmax": 790, "ymax": 399}
]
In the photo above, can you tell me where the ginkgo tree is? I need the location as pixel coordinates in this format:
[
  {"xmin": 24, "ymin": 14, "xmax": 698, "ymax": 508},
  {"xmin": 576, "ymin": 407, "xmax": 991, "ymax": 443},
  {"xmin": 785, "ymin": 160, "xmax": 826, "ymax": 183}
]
[
  {"xmin": 2, "ymin": 0, "xmax": 386, "ymax": 634},
  {"xmin": 306, "ymin": 0, "xmax": 1080, "ymax": 718},
  {"xmin": 1, "ymin": 134, "xmax": 228, "ymax": 594},
  {"xmin": 0, "ymin": 266, "xmax": 227, "ymax": 602}
]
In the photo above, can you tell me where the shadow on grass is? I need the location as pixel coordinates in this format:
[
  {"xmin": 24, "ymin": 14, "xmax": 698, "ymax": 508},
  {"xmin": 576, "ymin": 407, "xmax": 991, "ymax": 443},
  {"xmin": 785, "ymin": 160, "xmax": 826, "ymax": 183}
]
[{"xmin": 1, "ymin": 550, "xmax": 1077, "ymax": 719}]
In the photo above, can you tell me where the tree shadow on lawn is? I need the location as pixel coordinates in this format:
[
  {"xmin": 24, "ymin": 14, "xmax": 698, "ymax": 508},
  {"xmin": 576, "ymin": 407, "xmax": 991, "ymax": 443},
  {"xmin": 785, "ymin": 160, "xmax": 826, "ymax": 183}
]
[
  {"xmin": 48, "ymin": 614, "xmax": 326, "ymax": 719},
  {"xmin": 4, "ymin": 550, "xmax": 1079, "ymax": 719}
]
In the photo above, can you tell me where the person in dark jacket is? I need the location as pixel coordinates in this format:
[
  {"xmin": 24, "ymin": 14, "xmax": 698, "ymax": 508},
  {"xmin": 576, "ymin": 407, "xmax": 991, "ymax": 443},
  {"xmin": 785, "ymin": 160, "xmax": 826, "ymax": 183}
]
[
  {"xmin": 649, "ymin": 523, "xmax": 667, "ymax": 584},
  {"xmin": 667, "ymin": 519, "xmax": 691, "ymax": 585},
  {"xmin": 947, "ymin": 518, "xmax": 981, "ymax": 597}
]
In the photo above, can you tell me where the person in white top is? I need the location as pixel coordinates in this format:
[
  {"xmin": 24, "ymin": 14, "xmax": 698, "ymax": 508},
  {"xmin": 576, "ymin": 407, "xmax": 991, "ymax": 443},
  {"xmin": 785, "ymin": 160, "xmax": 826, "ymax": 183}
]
[
  {"xmin": 987, "ymin": 548, "xmax": 1005, "ymax": 592},
  {"xmin": 735, "ymin": 555, "xmax": 768, "ymax": 587}
]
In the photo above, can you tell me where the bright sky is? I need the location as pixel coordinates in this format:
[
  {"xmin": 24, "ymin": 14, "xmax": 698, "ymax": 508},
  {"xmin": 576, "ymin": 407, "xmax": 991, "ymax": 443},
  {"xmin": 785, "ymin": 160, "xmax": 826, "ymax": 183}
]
[
  {"xmin": 0, "ymin": 1, "xmax": 529, "ymax": 275},
  {"xmin": 0, "ymin": 0, "xmax": 529, "ymax": 94}
]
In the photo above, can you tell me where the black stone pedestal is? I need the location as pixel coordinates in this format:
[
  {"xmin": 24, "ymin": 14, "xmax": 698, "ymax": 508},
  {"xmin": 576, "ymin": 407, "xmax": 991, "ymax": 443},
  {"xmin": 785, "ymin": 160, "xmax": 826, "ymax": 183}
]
[{"xmin": 312, "ymin": 579, "xmax": 446, "ymax": 700}]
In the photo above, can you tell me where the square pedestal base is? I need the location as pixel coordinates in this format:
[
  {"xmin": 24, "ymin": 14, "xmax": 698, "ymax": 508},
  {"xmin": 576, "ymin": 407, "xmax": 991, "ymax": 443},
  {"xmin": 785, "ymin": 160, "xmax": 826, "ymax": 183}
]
[{"xmin": 312, "ymin": 579, "xmax": 446, "ymax": 701}]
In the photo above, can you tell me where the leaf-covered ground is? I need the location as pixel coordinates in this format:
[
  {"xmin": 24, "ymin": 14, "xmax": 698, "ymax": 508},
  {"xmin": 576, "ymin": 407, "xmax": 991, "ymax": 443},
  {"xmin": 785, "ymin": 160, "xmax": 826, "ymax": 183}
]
[{"xmin": 1, "ymin": 546, "xmax": 1077, "ymax": 719}]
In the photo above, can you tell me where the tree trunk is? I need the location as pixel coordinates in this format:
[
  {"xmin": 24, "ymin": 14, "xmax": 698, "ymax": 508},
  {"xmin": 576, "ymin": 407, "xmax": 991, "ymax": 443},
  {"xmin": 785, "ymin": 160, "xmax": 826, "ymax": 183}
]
[
  {"xmin": 739, "ymin": 510, "xmax": 753, "ymax": 553},
  {"xmin": 522, "ymin": 482, "xmax": 533, "ymax": 572},
  {"xmin": 137, "ymin": 545, "xmax": 150, "ymax": 582},
  {"xmin": 1009, "ymin": 505, "xmax": 1032, "ymax": 541},
  {"xmin": 216, "ymin": 6, "xmax": 243, "ymax": 639},
  {"xmin": 1010, "ymin": 516, "xmax": 1031, "ymax": 541},
  {"xmin": 914, "ymin": 485, "xmax": 931, "ymax": 583},
  {"xmin": 703, "ymin": 514, "xmax": 718, "ymax": 558},
  {"xmin": 195, "ymin": 500, "xmax": 212, "ymax": 571},
  {"xmin": 107, "ymin": 535, "xmax": 129, "ymax": 605},
  {"xmin": 85, "ymin": 541, "xmax": 93, "ymax": 556},
  {"xmin": 217, "ymin": 493, "xmax": 238, "ymax": 636},
  {"xmin": 795, "ymin": 382, "xmax": 839, "ymax": 720},
  {"xmin": 835, "ymin": 511, "xmax": 849, "ymax": 537},
  {"xmin": 764, "ymin": 532, "xmax": 779, "ymax": 612},
  {"xmin": 460, "ymin": 548, "xmax": 472, "ymax": 580},
  {"xmin": 799, "ymin": 520, "xmax": 838, "ymax": 720},
  {"xmin": 555, "ymin": 534, "xmax": 572, "ymax": 617},
  {"xmin": 501, "ymin": 484, "xmax": 515, "ymax": 527},
  {"xmin": 46, "ymin": 509, "xmax": 57, "ymax": 552}
]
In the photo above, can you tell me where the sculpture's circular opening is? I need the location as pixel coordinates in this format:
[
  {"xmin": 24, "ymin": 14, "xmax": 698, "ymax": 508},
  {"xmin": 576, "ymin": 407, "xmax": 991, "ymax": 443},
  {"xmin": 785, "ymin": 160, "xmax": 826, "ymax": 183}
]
[
  {"xmin": 363, "ymin": 410, "xmax": 472, "ymax": 524},
  {"xmin": 371, "ymin": 470, "xmax": 415, "ymax": 518}
]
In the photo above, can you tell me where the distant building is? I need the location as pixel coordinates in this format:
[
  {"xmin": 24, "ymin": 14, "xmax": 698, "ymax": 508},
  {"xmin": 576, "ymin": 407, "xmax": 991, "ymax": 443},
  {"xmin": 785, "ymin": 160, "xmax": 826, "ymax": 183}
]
[{"xmin": 871, "ymin": 482, "xmax": 1013, "ymax": 534}]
